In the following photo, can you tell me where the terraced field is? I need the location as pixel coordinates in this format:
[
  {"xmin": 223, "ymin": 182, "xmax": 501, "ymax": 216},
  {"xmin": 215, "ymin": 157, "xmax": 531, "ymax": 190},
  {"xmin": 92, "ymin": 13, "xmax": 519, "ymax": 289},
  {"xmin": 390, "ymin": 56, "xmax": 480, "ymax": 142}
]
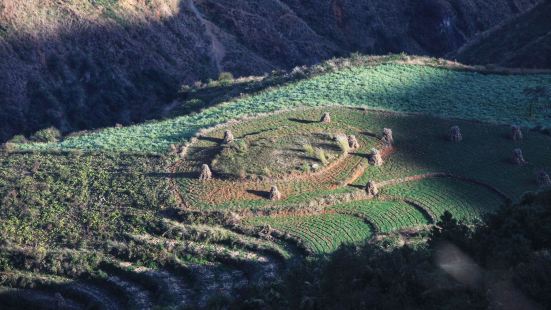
[
  {"xmin": 244, "ymin": 214, "xmax": 374, "ymax": 254},
  {"xmin": 178, "ymin": 108, "xmax": 379, "ymax": 210},
  {"xmin": 330, "ymin": 200, "xmax": 431, "ymax": 233},
  {"xmin": 382, "ymin": 178, "xmax": 507, "ymax": 222}
]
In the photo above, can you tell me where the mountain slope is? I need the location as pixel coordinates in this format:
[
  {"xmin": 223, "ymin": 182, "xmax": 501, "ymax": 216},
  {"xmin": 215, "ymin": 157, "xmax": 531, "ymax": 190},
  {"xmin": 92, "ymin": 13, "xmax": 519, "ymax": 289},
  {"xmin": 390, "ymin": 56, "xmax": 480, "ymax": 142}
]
[
  {"xmin": 0, "ymin": 0, "xmax": 540, "ymax": 142},
  {"xmin": 454, "ymin": 1, "xmax": 551, "ymax": 69},
  {"xmin": 14, "ymin": 56, "xmax": 551, "ymax": 154}
]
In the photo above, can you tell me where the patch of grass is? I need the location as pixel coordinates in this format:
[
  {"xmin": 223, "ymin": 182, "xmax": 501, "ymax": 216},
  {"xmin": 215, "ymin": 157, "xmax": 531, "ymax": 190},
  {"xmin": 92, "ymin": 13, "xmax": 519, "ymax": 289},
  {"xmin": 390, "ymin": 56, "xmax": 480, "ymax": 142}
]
[
  {"xmin": 0, "ymin": 151, "xmax": 173, "ymax": 248},
  {"xmin": 178, "ymin": 108, "xmax": 378, "ymax": 209},
  {"xmin": 315, "ymin": 148, "xmax": 328, "ymax": 165},
  {"xmin": 303, "ymin": 144, "xmax": 316, "ymax": 158},
  {"xmin": 336, "ymin": 135, "xmax": 350, "ymax": 154}
]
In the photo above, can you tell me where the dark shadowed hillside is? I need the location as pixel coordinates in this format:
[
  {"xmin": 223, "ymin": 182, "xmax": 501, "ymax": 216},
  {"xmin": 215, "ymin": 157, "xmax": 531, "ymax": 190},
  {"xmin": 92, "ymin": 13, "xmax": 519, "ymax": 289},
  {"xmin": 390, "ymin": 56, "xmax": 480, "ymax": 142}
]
[
  {"xmin": 454, "ymin": 0, "xmax": 551, "ymax": 69},
  {"xmin": 0, "ymin": 0, "xmax": 541, "ymax": 141}
]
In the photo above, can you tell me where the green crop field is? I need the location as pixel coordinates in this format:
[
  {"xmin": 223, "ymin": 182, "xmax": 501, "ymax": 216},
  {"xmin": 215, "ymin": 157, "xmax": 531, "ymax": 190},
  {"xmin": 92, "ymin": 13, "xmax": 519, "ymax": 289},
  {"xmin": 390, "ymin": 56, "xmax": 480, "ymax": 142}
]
[
  {"xmin": 382, "ymin": 178, "xmax": 506, "ymax": 222},
  {"xmin": 243, "ymin": 214, "xmax": 373, "ymax": 254},
  {"xmin": 15, "ymin": 61, "xmax": 551, "ymax": 154},
  {"xmin": 330, "ymin": 200, "xmax": 430, "ymax": 233}
]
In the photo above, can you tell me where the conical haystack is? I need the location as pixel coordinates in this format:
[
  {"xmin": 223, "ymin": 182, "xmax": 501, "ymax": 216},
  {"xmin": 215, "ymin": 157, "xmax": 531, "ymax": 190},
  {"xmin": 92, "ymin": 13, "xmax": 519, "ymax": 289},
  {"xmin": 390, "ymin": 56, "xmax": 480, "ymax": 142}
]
[
  {"xmin": 449, "ymin": 126, "xmax": 462, "ymax": 142},
  {"xmin": 199, "ymin": 164, "xmax": 213, "ymax": 180},
  {"xmin": 366, "ymin": 181, "xmax": 379, "ymax": 197},
  {"xmin": 348, "ymin": 135, "xmax": 360, "ymax": 149},
  {"xmin": 320, "ymin": 112, "xmax": 331, "ymax": 124},
  {"xmin": 537, "ymin": 170, "xmax": 551, "ymax": 187},
  {"xmin": 269, "ymin": 185, "xmax": 282, "ymax": 201},
  {"xmin": 382, "ymin": 128, "xmax": 394, "ymax": 147},
  {"xmin": 223, "ymin": 130, "xmax": 234, "ymax": 144},
  {"xmin": 511, "ymin": 125, "xmax": 523, "ymax": 141},
  {"xmin": 512, "ymin": 148, "xmax": 526, "ymax": 165},
  {"xmin": 369, "ymin": 148, "xmax": 384, "ymax": 166}
]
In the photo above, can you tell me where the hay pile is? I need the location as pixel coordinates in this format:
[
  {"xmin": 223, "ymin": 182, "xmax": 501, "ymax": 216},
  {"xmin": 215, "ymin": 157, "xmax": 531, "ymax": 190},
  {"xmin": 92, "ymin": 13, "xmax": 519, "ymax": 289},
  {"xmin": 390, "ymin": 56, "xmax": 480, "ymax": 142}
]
[
  {"xmin": 199, "ymin": 164, "xmax": 213, "ymax": 180},
  {"xmin": 512, "ymin": 148, "xmax": 526, "ymax": 165},
  {"xmin": 382, "ymin": 128, "xmax": 394, "ymax": 147},
  {"xmin": 321, "ymin": 112, "xmax": 331, "ymax": 123},
  {"xmin": 511, "ymin": 125, "xmax": 523, "ymax": 141},
  {"xmin": 537, "ymin": 170, "xmax": 551, "ymax": 187},
  {"xmin": 366, "ymin": 181, "xmax": 379, "ymax": 197},
  {"xmin": 224, "ymin": 130, "xmax": 234, "ymax": 144},
  {"xmin": 449, "ymin": 126, "xmax": 462, "ymax": 142},
  {"xmin": 369, "ymin": 148, "xmax": 384, "ymax": 166},
  {"xmin": 270, "ymin": 186, "xmax": 282, "ymax": 201},
  {"xmin": 348, "ymin": 135, "xmax": 360, "ymax": 149}
]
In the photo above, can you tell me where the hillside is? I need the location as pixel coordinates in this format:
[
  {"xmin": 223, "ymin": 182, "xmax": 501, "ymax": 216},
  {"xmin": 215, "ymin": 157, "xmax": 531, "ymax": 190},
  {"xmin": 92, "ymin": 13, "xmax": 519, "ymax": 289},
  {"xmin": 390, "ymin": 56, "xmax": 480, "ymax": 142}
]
[
  {"xmin": 0, "ymin": 0, "xmax": 541, "ymax": 142},
  {"xmin": 454, "ymin": 1, "xmax": 551, "ymax": 69},
  {"xmin": 15, "ymin": 55, "xmax": 551, "ymax": 154},
  {"xmin": 2, "ymin": 57, "xmax": 551, "ymax": 308}
]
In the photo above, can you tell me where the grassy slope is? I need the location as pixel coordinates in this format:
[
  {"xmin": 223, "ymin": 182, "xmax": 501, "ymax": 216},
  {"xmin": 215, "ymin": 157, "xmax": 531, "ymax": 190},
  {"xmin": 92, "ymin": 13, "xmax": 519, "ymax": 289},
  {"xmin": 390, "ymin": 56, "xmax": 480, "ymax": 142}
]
[
  {"xmin": 19, "ymin": 62, "xmax": 551, "ymax": 154},
  {"xmin": 455, "ymin": 1, "xmax": 551, "ymax": 69},
  {"xmin": 0, "ymin": 152, "xmax": 172, "ymax": 247}
]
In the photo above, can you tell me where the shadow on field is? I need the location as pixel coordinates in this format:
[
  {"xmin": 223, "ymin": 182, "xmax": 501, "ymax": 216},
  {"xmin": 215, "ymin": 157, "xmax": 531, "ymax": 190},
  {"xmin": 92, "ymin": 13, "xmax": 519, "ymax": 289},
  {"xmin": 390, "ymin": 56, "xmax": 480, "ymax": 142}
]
[
  {"xmin": 356, "ymin": 112, "xmax": 551, "ymax": 200},
  {"xmin": 348, "ymin": 184, "xmax": 365, "ymax": 190},
  {"xmin": 148, "ymin": 171, "xmax": 197, "ymax": 179},
  {"xmin": 197, "ymin": 136, "xmax": 224, "ymax": 143},
  {"xmin": 288, "ymin": 118, "xmax": 319, "ymax": 124},
  {"xmin": 246, "ymin": 189, "xmax": 270, "ymax": 199}
]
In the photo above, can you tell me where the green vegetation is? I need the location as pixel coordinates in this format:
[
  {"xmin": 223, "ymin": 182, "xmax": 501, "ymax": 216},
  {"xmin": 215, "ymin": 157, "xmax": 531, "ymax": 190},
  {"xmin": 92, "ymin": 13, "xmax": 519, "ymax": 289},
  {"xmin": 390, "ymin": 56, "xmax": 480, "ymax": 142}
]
[
  {"xmin": 244, "ymin": 214, "xmax": 373, "ymax": 254},
  {"xmin": 330, "ymin": 200, "xmax": 430, "ymax": 233},
  {"xmin": 352, "ymin": 110, "xmax": 551, "ymax": 198},
  {"xmin": 17, "ymin": 63, "xmax": 551, "ymax": 154},
  {"xmin": 0, "ymin": 151, "xmax": 171, "ymax": 247},
  {"xmin": 382, "ymin": 178, "xmax": 505, "ymax": 223},
  {"xmin": 211, "ymin": 132, "xmax": 340, "ymax": 179},
  {"xmin": 30, "ymin": 127, "xmax": 62, "ymax": 143},
  {"xmin": 170, "ymin": 106, "xmax": 546, "ymax": 257}
]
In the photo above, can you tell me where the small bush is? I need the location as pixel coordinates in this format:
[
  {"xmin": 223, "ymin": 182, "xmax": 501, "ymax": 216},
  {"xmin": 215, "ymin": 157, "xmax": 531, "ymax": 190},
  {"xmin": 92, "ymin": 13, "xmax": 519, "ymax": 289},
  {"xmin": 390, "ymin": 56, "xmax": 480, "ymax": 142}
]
[
  {"xmin": 303, "ymin": 144, "xmax": 316, "ymax": 158},
  {"xmin": 1, "ymin": 142, "xmax": 16, "ymax": 153},
  {"xmin": 336, "ymin": 135, "xmax": 350, "ymax": 154},
  {"xmin": 218, "ymin": 72, "xmax": 235, "ymax": 87},
  {"xmin": 31, "ymin": 127, "xmax": 61, "ymax": 143},
  {"xmin": 315, "ymin": 148, "xmax": 328, "ymax": 165},
  {"xmin": 8, "ymin": 135, "xmax": 28, "ymax": 144},
  {"xmin": 218, "ymin": 72, "xmax": 234, "ymax": 82}
]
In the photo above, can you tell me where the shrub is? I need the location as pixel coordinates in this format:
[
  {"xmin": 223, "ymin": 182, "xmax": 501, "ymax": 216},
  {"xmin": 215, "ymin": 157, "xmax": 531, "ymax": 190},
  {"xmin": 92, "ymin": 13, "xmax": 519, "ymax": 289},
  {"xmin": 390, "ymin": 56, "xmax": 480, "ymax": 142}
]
[
  {"xmin": 336, "ymin": 135, "xmax": 350, "ymax": 154},
  {"xmin": 1, "ymin": 142, "xmax": 16, "ymax": 153},
  {"xmin": 218, "ymin": 72, "xmax": 235, "ymax": 86},
  {"xmin": 315, "ymin": 148, "xmax": 328, "ymax": 165},
  {"xmin": 303, "ymin": 144, "xmax": 316, "ymax": 158},
  {"xmin": 31, "ymin": 127, "xmax": 62, "ymax": 143},
  {"xmin": 8, "ymin": 135, "xmax": 28, "ymax": 144}
]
